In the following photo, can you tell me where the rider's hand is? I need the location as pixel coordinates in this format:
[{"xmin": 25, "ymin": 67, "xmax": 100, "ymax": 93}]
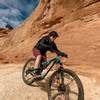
[
  {"xmin": 64, "ymin": 54, "xmax": 68, "ymax": 58},
  {"xmin": 60, "ymin": 52, "xmax": 65, "ymax": 56},
  {"xmin": 58, "ymin": 52, "xmax": 68, "ymax": 58}
]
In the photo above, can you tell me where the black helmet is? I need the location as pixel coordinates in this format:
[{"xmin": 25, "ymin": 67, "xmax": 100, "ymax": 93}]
[{"xmin": 49, "ymin": 31, "xmax": 59, "ymax": 37}]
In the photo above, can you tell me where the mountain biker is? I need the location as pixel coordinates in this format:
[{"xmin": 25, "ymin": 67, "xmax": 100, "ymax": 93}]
[{"xmin": 32, "ymin": 31, "xmax": 67, "ymax": 76}]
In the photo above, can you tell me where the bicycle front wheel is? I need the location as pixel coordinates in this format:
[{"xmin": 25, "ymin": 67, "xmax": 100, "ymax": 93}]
[{"xmin": 47, "ymin": 68, "xmax": 84, "ymax": 100}]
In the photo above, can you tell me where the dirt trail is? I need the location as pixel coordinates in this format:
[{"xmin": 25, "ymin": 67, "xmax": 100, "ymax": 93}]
[{"xmin": 0, "ymin": 64, "xmax": 100, "ymax": 100}]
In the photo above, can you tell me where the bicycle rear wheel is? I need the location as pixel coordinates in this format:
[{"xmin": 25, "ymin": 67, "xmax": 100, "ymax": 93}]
[
  {"xmin": 22, "ymin": 58, "xmax": 40, "ymax": 85},
  {"xmin": 47, "ymin": 68, "xmax": 84, "ymax": 100}
]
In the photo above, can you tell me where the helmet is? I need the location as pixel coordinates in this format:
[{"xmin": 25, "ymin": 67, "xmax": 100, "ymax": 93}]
[{"xmin": 49, "ymin": 31, "xmax": 59, "ymax": 37}]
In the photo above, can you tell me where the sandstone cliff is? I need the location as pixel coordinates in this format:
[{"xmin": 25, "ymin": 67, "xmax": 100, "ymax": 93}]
[{"xmin": 0, "ymin": 0, "xmax": 100, "ymax": 67}]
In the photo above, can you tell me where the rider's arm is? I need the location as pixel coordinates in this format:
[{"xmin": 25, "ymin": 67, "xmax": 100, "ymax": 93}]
[
  {"xmin": 50, "ymin": 42, "xmax": 62, "ymax": 55},
  {"xmin": 51, "ymin": 43, "xmax": 68, "ymax": 57},
  {"xmin": 49, "ymin": 42, "xmax": 68, "ymax": 57}
]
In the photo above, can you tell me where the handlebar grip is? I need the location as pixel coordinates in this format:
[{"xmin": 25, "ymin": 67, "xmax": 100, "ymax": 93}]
[{"xmin": 64, "ymin": 54, "xmax": 68, "ymax": 58}]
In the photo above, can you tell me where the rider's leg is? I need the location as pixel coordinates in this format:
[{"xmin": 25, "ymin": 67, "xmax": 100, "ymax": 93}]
[
  {"xmin": 33, "ymin": 48, "xmax": 42, "ymax": 75},
  {"xmin": 34, "ymin": 55, "xmax": 42, "ymax": 68},
  {"xmin": 42, "ymin": 55, "xmax": 47, "ymax": 62},
  {"xmin": 33, "ymin": 48, "xmax": 41, "ymax": 68}
]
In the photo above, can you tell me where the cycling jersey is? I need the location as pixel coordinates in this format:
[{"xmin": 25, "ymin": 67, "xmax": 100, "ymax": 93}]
[{"xmin": 33, "ymin": 36, "xmax": 62, "ymax": 55}]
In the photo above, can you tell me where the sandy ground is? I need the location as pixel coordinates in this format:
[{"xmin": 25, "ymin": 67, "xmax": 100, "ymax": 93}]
[{"xmin": 0, "ymin": 64, "xmax": 100, "ymax": 100}]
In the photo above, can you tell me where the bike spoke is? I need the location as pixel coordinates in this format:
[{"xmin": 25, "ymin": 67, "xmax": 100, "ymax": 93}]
[
  {"xmin": 52, "ymin": 92, "xmax": 70, "ymax": 100},
  {"xmin": 63, "ymin": 73, "xmax": 74, "ymax": 84},
  {"xmin": 52, "ymin": 92, "xmax": 63, "ymax": 100},
  {"xmin": 27, "ymin": 77, "xmax": 33, "ymax": 81},
  {"xmin": 69, "ymin": 90, "xmax": 78, "ymax": 95},
  {"xmin": 65, "ymin": 94, "xmax": 70, "ymax": 100}
]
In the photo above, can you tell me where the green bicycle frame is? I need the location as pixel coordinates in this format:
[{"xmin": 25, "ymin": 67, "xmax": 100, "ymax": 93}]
[{"xmin": 40, "ymin": 56, "xmax": 62, "ymax": 80}]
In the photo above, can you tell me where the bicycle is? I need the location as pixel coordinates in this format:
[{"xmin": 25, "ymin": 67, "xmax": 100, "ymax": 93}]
[{"xmin": 22, "ymin": 54, "xmax": 84, "ymax": 100}]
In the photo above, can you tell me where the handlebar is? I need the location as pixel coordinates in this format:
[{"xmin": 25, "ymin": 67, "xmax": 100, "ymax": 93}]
[
  {"xmin": 63, "ymin": 54, "xmax": 68, "ymax": 58},
  {"xmin": 49, "ymin": 48, "xmax": 68, "ymax": 58},
  {"xmin": 58, "ymin": 54, "xmax": 68, "ymax": 58}
]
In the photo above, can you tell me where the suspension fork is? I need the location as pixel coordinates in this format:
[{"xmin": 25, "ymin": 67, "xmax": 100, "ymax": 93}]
[
  {"xmin": 58, "ymin": 66, "xmax": 64, "ymax": 84},
  {"xmin": 57, "ymin": 65, "xmax": 67, "ymax": 92}
]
